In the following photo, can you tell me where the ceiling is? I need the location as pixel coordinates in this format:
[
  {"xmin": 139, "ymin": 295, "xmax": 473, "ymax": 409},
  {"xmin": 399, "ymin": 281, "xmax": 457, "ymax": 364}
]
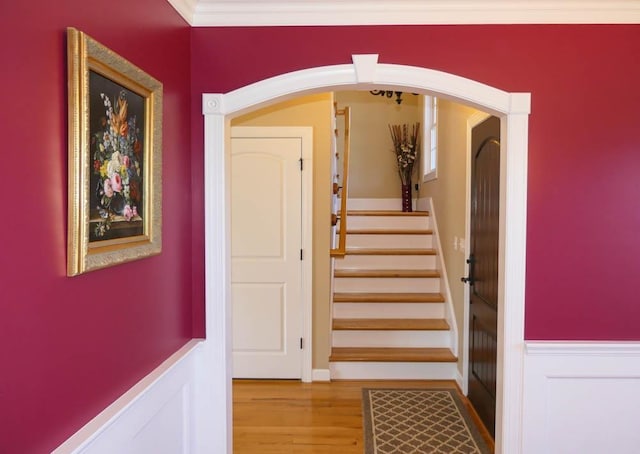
[{"xmin": 166, "ymin": 0, "xmax": 640, "ymax": 27}]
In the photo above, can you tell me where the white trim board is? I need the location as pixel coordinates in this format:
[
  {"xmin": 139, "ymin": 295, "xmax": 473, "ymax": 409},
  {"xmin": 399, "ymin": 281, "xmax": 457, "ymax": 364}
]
[
  {"xmin": 54, "ymin": 340, "xmax": 202, "ymax": 454},
  {"xmin": 202, "ymin": 54, "xmax": 530, "ymax": 454},
  {"xmin": 312, "ymin": 369, "xmax": 331, "ymax": 382},
  {"xmin": 426, "ymin": 197, "xmax": 459, "ymax": 358},
  {"xmin": 522, "ymin": 342, "xmax": 640, "ymax": 454},
  {"xmin": 167, "ymin": 0, "xmax": 640, "ymax": 26}
]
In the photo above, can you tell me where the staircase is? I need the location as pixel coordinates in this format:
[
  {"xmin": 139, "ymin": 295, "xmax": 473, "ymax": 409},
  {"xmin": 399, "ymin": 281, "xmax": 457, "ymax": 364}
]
[{"xmin": 329, "ymin": 209, "xmax": 458, "ymax": 380}]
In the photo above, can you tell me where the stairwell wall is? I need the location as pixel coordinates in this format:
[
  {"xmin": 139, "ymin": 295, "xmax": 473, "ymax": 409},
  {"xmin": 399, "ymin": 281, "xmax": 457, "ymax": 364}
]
[
  {"xmin": 419, "ymin": 99, "xmax": 484, "ymax": 375},
  {"xmin": 334, "ymin": 91, "xmax": 422, "ymax": 199}
]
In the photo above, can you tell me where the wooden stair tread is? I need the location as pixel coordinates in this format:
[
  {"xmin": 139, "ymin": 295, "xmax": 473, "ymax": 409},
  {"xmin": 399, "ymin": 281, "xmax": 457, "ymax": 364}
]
[
  {"xmin": 334, "ymin": 269, "xmax": 440, "ymax": 278},
  {"xmin": 333, "ymin": 292, "xmax": 445, "ymax": 303},
  {"xmin": 333, "ymin": 318, "xmax": 449, "ymax": 331},
  {"xmin": 337, "ymin": 228, "xmax": 433, "ymax": 235},
  {"xmin": 329, "ymin": 347, "xmax": 457, "ymax": 363},
  {"xmin": 347, "ymin": 210, "xmax": 429, "ymax": 217},
  {"xmin": 346, "ymin": 248, "xmax": 436, "ymax": 256}
]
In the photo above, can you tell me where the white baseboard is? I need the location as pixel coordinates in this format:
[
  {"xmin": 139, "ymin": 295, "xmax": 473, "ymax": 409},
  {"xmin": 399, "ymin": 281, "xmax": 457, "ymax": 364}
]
[
  {"xmin": 455, "ymin": 369, "xmax": 464, "ymax": 394},
  {"xmin": 522, "ymin": 342, "xmax": 640, "ymax": 454},
  {"xmin": 53, "ymin": 340, "xmax": 203, "ymax": 454},
  {"xmin": 312, "ymin": 369, "xmax": 331, "ymax": 381}
]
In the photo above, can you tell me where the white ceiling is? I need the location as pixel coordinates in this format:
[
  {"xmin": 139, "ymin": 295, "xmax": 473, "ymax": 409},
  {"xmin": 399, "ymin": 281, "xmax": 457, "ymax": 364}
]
[{"xmin": 166, "ymin": 0, "xmax": 640, "ymax": 27}]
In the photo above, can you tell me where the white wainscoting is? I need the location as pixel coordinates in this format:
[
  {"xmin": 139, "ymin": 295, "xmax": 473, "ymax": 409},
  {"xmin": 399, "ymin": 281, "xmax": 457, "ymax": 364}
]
[
  {"xmin": 53, "ymin": 339, "xmax": 202, "ymax": 454},
  {"xmin": 522, "ymin": 342, "xmax": 640, "ymax": 454}
]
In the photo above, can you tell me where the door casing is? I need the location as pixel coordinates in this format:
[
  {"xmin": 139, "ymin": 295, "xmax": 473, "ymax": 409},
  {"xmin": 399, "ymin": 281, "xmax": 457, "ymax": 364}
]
[{"xmin": 200, "ymin": 55, "xmax": 531, "ymax": 454}]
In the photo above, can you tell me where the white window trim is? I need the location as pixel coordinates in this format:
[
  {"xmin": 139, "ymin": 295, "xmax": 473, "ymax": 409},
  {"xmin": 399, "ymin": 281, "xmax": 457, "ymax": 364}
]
[{"xmin": 422, "ymin": 95, "xmax": 438, "ymax": 182}]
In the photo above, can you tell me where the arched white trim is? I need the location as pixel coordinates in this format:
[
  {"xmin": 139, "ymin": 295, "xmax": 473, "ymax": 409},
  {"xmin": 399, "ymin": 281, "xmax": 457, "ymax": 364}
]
[{"xmin": 200, "ymin": 55, "xmax": 530, "ymax": 454}]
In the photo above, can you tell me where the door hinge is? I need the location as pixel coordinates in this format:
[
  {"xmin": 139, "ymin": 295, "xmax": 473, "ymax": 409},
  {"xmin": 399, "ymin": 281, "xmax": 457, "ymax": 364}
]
[
  {"xmin": 299, "ymin": 157, "xmax": 303, "ymax": 170},
  {"xmin": 300, "ymin": 249, "xmax": 303, "ymax": 260},
  {"xmin": 300, "ymin": 337, "xmax": 303, "ymax": 350}
]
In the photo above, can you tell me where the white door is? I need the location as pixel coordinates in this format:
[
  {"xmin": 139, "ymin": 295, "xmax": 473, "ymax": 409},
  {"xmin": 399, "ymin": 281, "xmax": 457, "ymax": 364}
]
[{"xmin": 231, "ymin": 127, "xmax": 309, "ymax": 379}]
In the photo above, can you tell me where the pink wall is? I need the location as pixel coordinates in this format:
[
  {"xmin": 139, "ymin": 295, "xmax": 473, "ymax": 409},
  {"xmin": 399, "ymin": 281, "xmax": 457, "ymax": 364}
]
[
  {"xmin": 0, "ymin": 1, "xmax": 193, "ymax": 452},
  {"xmin": 191, "ymin": 25, "xmax": 640, "ymax": 340}
]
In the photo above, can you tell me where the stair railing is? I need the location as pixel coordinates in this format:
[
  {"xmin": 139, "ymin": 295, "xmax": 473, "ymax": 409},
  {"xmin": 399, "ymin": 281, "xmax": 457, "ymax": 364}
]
[{"xmin": 330, "ymin": 105, "xmax": 351, "ymax": 257}]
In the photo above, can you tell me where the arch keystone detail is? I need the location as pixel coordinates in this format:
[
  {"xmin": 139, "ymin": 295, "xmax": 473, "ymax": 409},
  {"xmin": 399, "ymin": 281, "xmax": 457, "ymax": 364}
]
[{"xmin": 352, "ymin": 54, "xmax": 379, "ymax": 83}]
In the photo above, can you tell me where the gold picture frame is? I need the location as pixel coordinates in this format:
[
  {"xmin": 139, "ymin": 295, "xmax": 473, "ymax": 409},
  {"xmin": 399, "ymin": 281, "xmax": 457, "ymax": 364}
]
[{"xmin": 67, "ymin": 28, "xmax": 162, "ymax": 276}]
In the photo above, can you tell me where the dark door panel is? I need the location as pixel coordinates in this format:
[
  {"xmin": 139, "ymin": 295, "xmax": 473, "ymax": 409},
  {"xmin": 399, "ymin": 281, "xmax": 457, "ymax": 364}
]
[{"xmin": 468, "ymin": 116, "xmax": 500, "ymax": 437}]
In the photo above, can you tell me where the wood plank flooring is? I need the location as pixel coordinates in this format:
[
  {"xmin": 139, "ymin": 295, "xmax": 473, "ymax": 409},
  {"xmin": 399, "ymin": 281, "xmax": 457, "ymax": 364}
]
[{"xmin": 233, "ymin": 379, "xmax": 494, "ymax": 453}]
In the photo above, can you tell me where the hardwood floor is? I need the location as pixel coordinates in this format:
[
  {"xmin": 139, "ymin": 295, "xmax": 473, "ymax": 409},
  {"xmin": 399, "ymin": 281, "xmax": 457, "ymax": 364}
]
[{"xmin": 233, "ymin": 379, "xmax": 494, "ymax": 453}]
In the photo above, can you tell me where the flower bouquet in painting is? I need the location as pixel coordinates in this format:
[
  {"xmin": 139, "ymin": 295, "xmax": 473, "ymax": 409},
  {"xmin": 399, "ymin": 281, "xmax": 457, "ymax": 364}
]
[
  {"xmin": 90, "ymin": 88, "xmax": 144, "ymax": 240},
  {"xmin": 389, "ymin": 122, "xmax": 420, "ymax": 212}
]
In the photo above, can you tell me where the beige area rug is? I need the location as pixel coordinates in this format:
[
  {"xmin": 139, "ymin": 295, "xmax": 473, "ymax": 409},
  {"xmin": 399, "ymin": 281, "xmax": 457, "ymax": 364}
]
[{"xmin": 362, "ymin": 388, "xmax": 492, "ymax": 454}]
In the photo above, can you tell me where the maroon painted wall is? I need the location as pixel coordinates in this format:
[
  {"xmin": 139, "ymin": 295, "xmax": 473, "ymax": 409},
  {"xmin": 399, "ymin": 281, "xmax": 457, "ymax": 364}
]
[
  {"xmin": 191, "ymin": 25, "xmax": 640, "ymax": 340},
  {"xmin": 0, "ymin": 1, "xmax": 193, "ymax": 452}
]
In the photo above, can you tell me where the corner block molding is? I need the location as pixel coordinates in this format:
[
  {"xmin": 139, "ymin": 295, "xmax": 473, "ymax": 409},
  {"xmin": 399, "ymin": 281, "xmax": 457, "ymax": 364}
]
[{"xmin": 202, "ymin": 94, "xmax": 224, "ymax": 115}]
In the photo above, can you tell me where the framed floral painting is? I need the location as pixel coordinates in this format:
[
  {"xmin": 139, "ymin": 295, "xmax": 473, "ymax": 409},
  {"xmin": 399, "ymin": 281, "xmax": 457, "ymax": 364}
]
[{"xmin": 67, "ymin": 28, "xmax": 162, "ymax": 276}]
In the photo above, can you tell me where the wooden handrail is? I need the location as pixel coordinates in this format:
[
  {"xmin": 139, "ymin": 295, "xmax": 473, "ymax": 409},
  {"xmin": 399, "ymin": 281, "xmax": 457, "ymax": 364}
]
[{"xmin": 330, "ymin": 106, "xmax": 351, "ymax": 257}]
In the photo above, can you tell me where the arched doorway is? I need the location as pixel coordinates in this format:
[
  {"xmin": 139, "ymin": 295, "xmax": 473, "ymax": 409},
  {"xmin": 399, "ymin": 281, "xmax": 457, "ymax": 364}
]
[{"xmin": 200, "ymin": 54, "xmax": 530, "ymax": 454}]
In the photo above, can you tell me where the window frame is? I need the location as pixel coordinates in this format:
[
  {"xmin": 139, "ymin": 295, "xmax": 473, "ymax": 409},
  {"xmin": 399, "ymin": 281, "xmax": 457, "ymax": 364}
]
[{"xmin": 422, "ymin": 95, "xmax": 438, "ymax": 182}]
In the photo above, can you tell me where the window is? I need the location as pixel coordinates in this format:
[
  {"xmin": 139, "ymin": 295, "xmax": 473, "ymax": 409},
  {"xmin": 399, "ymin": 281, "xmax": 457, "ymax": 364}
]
[{"xmin": 422, "ymin": 95, "xmax": 438, "ymax": 182}]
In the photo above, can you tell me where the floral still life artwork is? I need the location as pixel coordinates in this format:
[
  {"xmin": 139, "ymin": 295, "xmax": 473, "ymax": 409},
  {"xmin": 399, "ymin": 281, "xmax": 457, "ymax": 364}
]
[
  {"xmin": 67, "ymin": 27, "xmax": 162, "ymax": 276},
  {"xmin": 389, "ymin": 123, "xmax": 420, "ymax": 211},
  {"xmin": 90, "ymin": 72, "xmax": 144, "ymax": 241}
]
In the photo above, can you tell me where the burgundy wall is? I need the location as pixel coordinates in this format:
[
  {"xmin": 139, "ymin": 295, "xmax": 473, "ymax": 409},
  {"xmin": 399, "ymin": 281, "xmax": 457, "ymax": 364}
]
[
  {"xmin": 191, "ymin": 25, "xmax": 640, "ymax": 340},
  {"xmin": 0, "ymin": 1, "xmax": 193, "ymax": 452}
]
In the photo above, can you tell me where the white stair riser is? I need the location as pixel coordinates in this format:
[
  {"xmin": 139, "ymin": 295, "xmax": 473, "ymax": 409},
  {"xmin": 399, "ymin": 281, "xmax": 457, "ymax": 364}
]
[
  {"xmin": 329, "ymin": 361, "xmax": 457, "ymax": 380},
  {"xmin": 347, "ymin": 216, "xmax": 429, "ymax": 230},
  {"xmin": 334, "ymin": 277, "xmax": 440, "ymax": 293},
  {"xmin": 333, "ymin": 302, "xmax": 445, "ymax": 319},
  {"xmin": 335, "ymin": 254, "xmax": 436, "ymax": 270},
  {"xmin": 332, "ymin": 330, "xmax": 450, "ymax": 348},
  {"xmin": 339, "ymin": 234, "xmax": 433, "ymax": 249}
]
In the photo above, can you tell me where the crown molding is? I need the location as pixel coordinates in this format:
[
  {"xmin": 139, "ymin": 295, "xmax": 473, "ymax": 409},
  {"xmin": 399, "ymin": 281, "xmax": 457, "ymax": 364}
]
[
  {"xmin": 166, "ymin": 0, "xmax": 199, "ymax": 25},
  {"xmin": 166, "ymin": 0, "xmax": 640, "ymax": 27}
]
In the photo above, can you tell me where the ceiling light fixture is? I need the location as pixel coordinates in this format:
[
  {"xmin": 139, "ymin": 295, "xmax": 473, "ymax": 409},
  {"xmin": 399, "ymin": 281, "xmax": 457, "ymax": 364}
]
[{"xmin": 369, "ymin": 90, "xmax": 419, "ymax": 104}]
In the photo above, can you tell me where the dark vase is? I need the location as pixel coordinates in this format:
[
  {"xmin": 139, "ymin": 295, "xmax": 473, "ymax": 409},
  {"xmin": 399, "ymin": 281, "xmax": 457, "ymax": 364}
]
[{"xmin": 401, "ymin": 184, "xmax": 412, "ymax": 212}]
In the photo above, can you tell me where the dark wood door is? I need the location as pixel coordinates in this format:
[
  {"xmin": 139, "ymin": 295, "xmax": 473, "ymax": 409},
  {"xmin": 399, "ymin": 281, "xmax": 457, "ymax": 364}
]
[{"xmin": 467, "ymin": 116, "xmax": 500, "ymax": 436}]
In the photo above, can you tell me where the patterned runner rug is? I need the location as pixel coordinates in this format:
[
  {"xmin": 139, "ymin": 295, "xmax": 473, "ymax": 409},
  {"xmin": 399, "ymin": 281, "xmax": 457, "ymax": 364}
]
[{"xmin": 362, "ymin": 388, "xmax": 492, "ymax": 454}]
